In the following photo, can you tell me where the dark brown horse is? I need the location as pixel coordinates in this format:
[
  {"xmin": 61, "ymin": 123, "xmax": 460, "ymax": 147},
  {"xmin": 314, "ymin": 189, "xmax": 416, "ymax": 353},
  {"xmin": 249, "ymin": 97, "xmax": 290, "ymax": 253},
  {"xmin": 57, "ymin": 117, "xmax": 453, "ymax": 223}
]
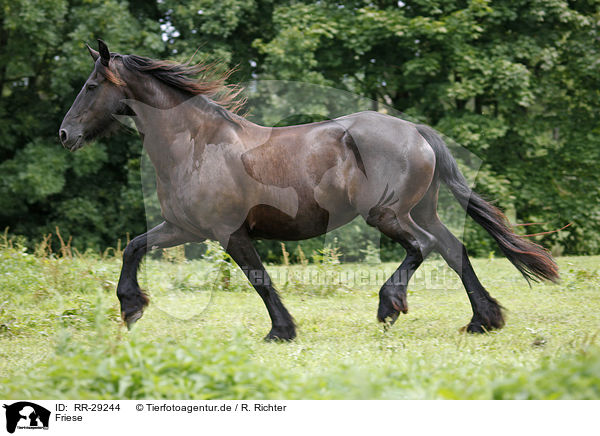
[{"xmin": 60, "ymin": 41, "xmax": 558, "ymax": 340}]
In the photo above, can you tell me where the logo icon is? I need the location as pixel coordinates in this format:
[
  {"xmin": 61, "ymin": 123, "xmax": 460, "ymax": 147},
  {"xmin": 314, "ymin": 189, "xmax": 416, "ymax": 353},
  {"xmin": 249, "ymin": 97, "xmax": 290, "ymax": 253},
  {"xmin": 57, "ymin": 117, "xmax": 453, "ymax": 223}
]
[{"xmin": 3, "ymin": 402, "xmax": 50, "ymax": 434}]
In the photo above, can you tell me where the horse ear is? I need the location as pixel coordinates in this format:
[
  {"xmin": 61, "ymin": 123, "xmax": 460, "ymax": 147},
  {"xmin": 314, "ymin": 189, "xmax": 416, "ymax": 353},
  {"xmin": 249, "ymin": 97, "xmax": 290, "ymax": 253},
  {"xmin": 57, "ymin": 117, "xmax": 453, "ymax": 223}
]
[
  {"xmin": 97, "ymin": 39, "xmax": 110, "ymax": 67},
  {"xmin": 86, "ymin": 43, "xmax": 99, "ymax": 62}
]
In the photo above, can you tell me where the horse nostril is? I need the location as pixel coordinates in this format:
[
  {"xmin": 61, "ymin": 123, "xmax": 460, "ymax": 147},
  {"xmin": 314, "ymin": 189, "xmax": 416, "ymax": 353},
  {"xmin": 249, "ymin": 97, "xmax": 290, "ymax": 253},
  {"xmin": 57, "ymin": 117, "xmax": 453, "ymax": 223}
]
[{"xmin": 59, "ymin": 129, "xmax": 68, "ymax": 144}]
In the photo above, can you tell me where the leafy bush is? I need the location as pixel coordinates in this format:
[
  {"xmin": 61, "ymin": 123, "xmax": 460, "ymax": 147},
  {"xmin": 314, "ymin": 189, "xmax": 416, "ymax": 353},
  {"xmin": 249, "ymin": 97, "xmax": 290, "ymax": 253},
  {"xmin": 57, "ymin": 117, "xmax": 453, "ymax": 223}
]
[
  {"xmin": 4, "ymin": 328, "xmax": 598, "ymax": 399},
  {"xmin": 0, "ymin": 332, "xmax": 303, "ymax": 400},
  {"xmin": 491, "ymin": 350, "xmax": 600, "ymax": 400}
]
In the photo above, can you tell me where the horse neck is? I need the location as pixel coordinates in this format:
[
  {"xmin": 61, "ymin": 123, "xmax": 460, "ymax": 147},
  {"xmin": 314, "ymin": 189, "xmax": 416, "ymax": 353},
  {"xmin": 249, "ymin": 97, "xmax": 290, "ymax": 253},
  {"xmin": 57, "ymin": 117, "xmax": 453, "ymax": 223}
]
[
  {"xmin": 121, "ymin": 70, "xmax": 224, "ymax": 170},
  {"xmin": 118, "ymin": 64, "xmax": 269, "ymax": 162},
  {"xmin": 119, "ymin": 63, "xmax": 187, "ymax": 110}
]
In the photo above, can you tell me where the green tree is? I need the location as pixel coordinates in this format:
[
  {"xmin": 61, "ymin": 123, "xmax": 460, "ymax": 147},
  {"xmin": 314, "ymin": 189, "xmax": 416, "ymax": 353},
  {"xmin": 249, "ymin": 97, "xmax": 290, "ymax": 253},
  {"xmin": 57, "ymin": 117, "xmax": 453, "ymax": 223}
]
[
  {"xmin": 1, "ymin": 0, "xmax": 598, "ymax": 260},
  {"xmin": 252, "ymin": 0, "xmax": 600, "ymax": 256},
  {"xmin": 0, "ymin": 0, "xmax": 163, "ymax": 250}
]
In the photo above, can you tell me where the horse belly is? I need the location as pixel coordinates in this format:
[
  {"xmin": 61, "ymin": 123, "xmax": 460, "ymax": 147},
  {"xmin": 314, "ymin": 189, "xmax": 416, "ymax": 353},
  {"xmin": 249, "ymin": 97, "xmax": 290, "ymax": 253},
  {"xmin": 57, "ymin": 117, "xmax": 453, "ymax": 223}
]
[
  {"xmin": 239, "ymin": 122, "xmax": 363, "ymax": 240},
  {"xmin": 246, "ymin": 190, "xmax": 356, "ymax": 241}
]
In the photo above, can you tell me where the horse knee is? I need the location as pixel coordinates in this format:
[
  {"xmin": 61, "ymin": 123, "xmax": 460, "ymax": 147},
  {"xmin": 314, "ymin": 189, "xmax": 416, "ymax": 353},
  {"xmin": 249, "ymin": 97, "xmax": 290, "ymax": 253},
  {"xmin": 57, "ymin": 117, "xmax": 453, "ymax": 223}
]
[{"xmin": 123, "ymin": 235, "xmax": 146, "ymax": 262}]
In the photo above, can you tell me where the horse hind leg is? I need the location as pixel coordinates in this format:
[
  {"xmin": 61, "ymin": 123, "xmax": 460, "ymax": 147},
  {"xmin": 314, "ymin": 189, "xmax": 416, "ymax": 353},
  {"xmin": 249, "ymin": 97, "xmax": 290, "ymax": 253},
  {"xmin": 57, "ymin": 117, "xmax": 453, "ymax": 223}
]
[
  {"xmin": 412, "ymin": 183, "xmax": 505, "ymax": 332},
  {"xmin": 431, "ymin": 222, "xmax": 505, "ymax": 332},
  {"xmin": 367, "ymin": 205, "xmax": 437, "ymax": 325}
]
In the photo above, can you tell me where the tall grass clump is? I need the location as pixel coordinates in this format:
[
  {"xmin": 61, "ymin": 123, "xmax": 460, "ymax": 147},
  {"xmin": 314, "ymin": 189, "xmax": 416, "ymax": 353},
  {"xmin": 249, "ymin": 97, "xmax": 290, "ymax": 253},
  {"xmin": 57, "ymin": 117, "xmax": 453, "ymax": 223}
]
[{"xmin": 0, "ymin": 328, "xmax": 307, "ymax": 399}]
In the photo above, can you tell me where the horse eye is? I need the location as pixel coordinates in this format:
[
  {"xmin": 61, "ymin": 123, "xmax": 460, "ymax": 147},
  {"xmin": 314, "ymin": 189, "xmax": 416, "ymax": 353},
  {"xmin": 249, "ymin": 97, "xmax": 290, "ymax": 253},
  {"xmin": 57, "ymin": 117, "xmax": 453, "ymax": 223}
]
[{"xmin": 87, "ymin": 83, "xmax": 98, "ymax": 91}]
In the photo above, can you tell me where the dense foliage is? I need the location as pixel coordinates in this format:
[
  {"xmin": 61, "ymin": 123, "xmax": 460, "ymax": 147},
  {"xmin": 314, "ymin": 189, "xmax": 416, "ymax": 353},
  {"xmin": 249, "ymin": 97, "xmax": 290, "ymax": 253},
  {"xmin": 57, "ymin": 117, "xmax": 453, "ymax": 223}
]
[{"xmin": 1, "ymin": 0, "xmax": 598, "ymax": 260}]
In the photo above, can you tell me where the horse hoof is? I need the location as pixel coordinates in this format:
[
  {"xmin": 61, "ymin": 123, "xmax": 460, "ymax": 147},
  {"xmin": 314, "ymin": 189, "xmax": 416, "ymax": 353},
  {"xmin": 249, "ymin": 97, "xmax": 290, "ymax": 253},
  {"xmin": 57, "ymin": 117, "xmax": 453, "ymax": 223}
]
[
  {"xmin": 461, "ymin": 323, "xmax": 487, "ymax": 334},
  {"xmin": 264, "ymin": 326, "xmax": 296, "ymax": 342},
  {"xmin": 380, "ymin": 312, "xmax": 400, "ymax": 331},
  {"xmin": 377, "ymin": 309, "xmax": 399, "ymax": 325},
  {"xmin": 123, "ymin": 309, "xmax": 144, "ymax": 330},
  {"xmin": 377, "ymin": 294, "xmax": 407, "ymax": 326}
]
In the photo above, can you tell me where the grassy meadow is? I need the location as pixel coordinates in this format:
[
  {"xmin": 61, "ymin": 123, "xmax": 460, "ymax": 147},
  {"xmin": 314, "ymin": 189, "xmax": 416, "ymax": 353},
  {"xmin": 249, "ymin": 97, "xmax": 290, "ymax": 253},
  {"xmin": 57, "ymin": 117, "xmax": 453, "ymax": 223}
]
[{"xmin": 0, "ymin": 237, "xmax": 599, "ymax": 400}]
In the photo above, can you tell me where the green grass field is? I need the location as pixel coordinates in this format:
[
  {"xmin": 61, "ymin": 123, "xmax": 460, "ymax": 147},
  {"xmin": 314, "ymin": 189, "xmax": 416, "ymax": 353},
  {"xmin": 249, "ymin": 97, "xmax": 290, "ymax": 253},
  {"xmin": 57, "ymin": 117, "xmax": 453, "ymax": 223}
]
[{"xmin": 1, "ymin": 242, "xmax": 599, "ymax": 399}]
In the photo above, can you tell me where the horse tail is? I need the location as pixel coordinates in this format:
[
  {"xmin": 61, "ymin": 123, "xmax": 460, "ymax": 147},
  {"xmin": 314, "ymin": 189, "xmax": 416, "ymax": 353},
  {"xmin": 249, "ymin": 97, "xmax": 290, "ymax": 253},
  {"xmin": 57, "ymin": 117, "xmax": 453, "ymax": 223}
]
[{"xmin": 416, "ymin": 124, "xmax": 559, "ymax": 283}]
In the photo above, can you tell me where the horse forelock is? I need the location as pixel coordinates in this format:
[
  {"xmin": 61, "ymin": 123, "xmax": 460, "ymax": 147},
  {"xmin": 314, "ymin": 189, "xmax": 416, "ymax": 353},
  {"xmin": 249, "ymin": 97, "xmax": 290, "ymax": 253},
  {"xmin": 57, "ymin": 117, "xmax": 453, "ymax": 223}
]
[{"xmin": 104, "ymin": 61, "xmax": 126, "ymax": 86}]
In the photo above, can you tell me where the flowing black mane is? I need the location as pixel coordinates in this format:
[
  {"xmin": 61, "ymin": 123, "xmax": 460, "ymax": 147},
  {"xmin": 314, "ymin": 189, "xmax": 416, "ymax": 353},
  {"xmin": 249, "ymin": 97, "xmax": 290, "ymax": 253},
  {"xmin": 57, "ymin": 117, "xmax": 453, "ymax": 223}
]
[{"xmin": 119, "ymin": 54, "xmax": 245, "ymax": 125}]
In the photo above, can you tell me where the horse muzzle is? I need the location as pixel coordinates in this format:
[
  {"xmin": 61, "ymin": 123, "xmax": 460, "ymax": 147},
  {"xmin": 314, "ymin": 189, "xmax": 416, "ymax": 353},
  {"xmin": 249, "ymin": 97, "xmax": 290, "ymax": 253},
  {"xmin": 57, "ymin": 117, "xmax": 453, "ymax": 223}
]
[{"xmin": 59, "ymin": 127, "xmax": 84, "ymax": 151}]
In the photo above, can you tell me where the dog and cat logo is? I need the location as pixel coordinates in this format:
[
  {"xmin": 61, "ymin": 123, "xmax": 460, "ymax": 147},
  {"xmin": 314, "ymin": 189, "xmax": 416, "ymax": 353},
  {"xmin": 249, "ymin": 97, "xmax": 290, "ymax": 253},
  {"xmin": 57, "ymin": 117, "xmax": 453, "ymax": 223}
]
[{"xmin": 3, "ymin": 402, "xmax": 50, "ymax": 433}]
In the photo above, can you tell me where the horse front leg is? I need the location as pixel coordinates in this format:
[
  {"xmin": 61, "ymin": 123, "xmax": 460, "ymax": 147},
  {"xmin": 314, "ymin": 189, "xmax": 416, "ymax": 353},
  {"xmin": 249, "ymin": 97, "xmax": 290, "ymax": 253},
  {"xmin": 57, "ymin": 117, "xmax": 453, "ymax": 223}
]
[
  {"xmin": 117, "ymin": 221, "xmax": 201, "ymax": 328},
  {"xmin": 225, "ymin": 228, "xmax": 296, "ymax": 341}
]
